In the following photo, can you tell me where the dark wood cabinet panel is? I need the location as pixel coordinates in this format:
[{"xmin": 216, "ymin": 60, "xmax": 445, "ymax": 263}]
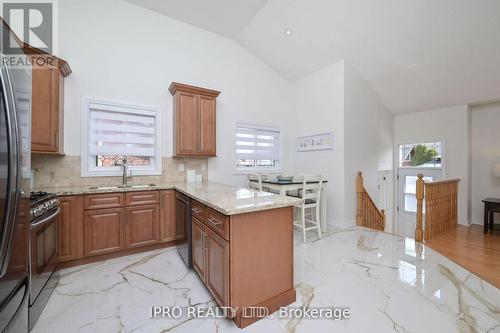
[
  {"xmin": 31, "ymin": 68, "xmax": 62, "ymax": 153},
  {"xmin": 192, "ymin": 217, "xmax": 206, "ymax": 281},
  {"xmin": 84, "ymin": 193, "xmax": 124, "ymax": 210},
  {"xmin": 125, "ymin": 191, "xmax": 159, "ymax": 206},
  {"xmin": 191, "ymin": 200, "xmax": 206, "ymax": 222},
  {"xmin": 206, "ymin": 207, "xmax": 229, "ymax": 240},
  {"xmin": 169, "ymin": 82, "xmax": 220, "ymax": 157},
  {"xmin": 29, "ymin": 51, "xmax": 71, "ymax": 154},
  {"xmin": 124, "ymin": 204, "xmax": 159, "ymax": 249},
  {"xmin": 84, "ymin": 208, "xmax": 124, "ymax": 257},
  {"xmin": 57, "ymin": 196, "xmax": 84, "ymax": 262},
  {"xmin": 198, "ymin": 96, "xmax": 216, "ymax": 156},
  {"xmin": 175, "ymin": 92, "xmax": 198, "ymax": 155},
  {"xmin": 160, "ymin": 190, "xmax": 177, "ymax": 242},
  {"xmin": 205, "ymin": 227, "xmax": 229, "ymax": 306}
]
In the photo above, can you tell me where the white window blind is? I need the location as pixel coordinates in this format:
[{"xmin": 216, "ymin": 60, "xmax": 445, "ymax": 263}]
[
  {"xmin": 235, "ymin": 123, "xmax": 280, "ymax": 161},
  {"xmin": 89, "ymin": 104, "xmax": 156, "ymax": 157}
]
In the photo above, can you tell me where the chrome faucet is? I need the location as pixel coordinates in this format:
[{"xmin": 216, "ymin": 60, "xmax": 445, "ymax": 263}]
[{"xmin": 114, "ymin": 158, "xmax": 132, "ymax": 187}]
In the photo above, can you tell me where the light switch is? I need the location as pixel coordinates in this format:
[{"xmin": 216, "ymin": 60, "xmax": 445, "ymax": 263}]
[{"xmin": 178, "ymin": 163, "xmax": 185, "ymax": 172}]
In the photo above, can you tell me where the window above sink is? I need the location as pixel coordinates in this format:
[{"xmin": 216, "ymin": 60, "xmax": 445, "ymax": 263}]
[{"xmin": 80, "ymin": 97, "xmax": 162, "ymax": 177}]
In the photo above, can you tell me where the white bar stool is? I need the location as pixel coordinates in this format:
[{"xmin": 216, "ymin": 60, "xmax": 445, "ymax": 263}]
[
  {"xmin": 247, "ymin": 173, "xmax": 263, "ymax": 191},
  {"xmin": 294, "ymin": 175, "xmax": 323, "ymax": 244}
]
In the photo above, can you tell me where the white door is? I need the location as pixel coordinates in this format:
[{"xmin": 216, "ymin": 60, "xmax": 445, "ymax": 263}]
[
  {"xmin": 378, "ymin": 170, "xmax": 393, "ymax": 233},
  {"xmin": 397, "ymin": 168, "xmax": 442, "ymax": 238}
]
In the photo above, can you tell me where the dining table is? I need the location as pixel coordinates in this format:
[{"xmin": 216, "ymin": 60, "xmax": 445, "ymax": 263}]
[{"xmin": 249, "ymin": 177, "xmax": 328, "ymax": 231}]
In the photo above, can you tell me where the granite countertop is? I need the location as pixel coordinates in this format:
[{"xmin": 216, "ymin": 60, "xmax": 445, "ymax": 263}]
[{"xmin": 34, "ymin": 181, "xmax": 302, "ymax": 216}]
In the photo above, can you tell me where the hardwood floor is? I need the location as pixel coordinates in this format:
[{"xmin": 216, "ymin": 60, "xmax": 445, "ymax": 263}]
[{"xmin": 426, "ymin": 224, "xmax": 500, "ymax": 288}]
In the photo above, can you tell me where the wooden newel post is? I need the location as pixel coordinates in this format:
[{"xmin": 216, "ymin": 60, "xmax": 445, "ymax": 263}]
[
  {"xmin": 415, "ymin": 174, "xmax": 424, "ymax": 242},
  {"xmin": 356, "ymin": 172, "xmax": 363, "ymax": 226}
]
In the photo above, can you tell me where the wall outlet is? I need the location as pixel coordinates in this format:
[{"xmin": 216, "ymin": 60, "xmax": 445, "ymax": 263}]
[
  {"xmin": 178, "ymin": 163, "xmax": 185, "ymax": 172},
  {"xmin": 201, "ymin": 164, "xmax": 206, "ymax": 171}
]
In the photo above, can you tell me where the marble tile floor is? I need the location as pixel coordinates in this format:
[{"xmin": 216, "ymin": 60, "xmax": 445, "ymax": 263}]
[{"xmin": 32, "ymin": 227, "xmax": 500, "ymax": 333}]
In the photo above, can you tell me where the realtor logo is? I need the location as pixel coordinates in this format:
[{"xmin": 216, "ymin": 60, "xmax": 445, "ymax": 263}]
[{"xmin": 1, "ymin": 1, "xmax": 54, "ymax": 54}]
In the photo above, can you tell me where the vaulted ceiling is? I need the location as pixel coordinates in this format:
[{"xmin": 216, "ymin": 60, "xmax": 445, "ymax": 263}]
[{"xmin": 126, "ymin": 0, "xmax": 500, "ymax": 114}]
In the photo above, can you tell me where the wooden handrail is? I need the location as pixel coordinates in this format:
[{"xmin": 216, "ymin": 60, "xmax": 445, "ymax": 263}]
[
  {"xmin": 415, "ymin": 174, "xmax": 459, "ymax": 242},
  {"xmin": 356, "ymin": 172, "xmax": 385, "ymax": 231}
]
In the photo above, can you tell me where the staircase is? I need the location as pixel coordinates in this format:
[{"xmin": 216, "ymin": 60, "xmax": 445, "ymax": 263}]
[{"xmin": 356, "ymin": 172, "xmax": 385, "ymax": 231}]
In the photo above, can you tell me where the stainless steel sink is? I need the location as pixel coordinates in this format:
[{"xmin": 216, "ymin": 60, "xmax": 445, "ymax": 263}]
[
  {"xmin": 126, "ymin": 184, "xmax": 157, "ymax": 189},
  {"xmin": 89, "ymin": 184, "xmax": 157, "ymax": 190},
  {"xmin": 89, "ymin": 185, "xmax": 120, "ymax": 190}
]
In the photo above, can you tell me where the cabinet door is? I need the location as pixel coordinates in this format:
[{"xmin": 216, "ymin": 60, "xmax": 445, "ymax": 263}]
[
  {"xmin": 175, "ymin": 196, "xmax": 187, "ymax": 240},
  {"xmin": 57, "ymin": 196, "xmax": 84, "ymax": 262},
  {"xmin": 175, "ymin": 92, "xmax": 198, "ymax": 155},
  {"xmin": 205, "ymin": 227, "xmax": 229, "ymax": 306},
  {"xmin": 198, "ymin": 95, "xmax": 216, "ymax": 156},
  {"xmin": 192, "ymin": 217, "xmax": 206, "ymax": 281},
  {"xmin": 160, "ymin": 190, "xmax": 176, "ymax": 242},
  {"xmin": 31, "ymin": 68, "xmax": 60, "ymax": 153},
  {"xmin": 84, "ymin": 208, "xmax": 123, "ymax": 257},
  {"xmin": 124, "ymin": 204, "xmax": 160, "ymax": 248}
]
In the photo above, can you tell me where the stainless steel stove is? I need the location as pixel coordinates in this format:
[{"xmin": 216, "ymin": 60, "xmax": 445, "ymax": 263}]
[{"xmin": 28, "ymin": 191, "xmax": 60, "ymax": 330}]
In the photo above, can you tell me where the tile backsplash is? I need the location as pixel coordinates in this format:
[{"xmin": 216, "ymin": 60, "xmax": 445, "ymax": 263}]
[{"xmin": 31, "ymin": 155, "xmax": 208, "ymax": 188}]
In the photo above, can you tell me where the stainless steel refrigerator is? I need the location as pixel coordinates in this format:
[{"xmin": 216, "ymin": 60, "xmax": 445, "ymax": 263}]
[{"xmin": 0, "ymin": 28, "xmax": 32, "ymax": 332}]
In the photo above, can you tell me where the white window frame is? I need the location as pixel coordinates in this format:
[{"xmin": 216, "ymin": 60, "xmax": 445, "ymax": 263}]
[
  {"xmin": 234, "ymin": 121, "xmax": 283, "ymax": 174},
  {"xmin": 397, "ymin": 140, "xmax": 445, "ymax": 172},
  {"xmin": 80, "ymin": 97, "xmax": 162, "ymax": 177}
]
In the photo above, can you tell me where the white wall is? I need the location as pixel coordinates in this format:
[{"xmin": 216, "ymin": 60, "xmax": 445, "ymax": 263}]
[
  {"xmin": 470, "ymin": 102, "xmax": 500, "ymax": 225},
  {"xmin": 289, "ymin": 61, "xmax": 346, "ymax": 225},
  {"xmin": 343, "ymin": 63, "xmax": 394, "ymax": 224},
  {"xmin": 59, "ymin": 0, "xmax": 293, "ymax": 185},
  {"xmin": 58, "ymin": 0, "xmax": 394, "ymax": 227},
  {"xmin": 289, "ymin": 61, "xmax": 393, "ymax": 227},
  {"xmin": 394, "ymin": 105, "xmax": 470, "ymax": 226}
]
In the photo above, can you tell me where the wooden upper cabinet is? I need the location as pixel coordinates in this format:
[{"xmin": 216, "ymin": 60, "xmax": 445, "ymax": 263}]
[
  {"xmin": 176, "ymin": 92, "xmax": 198, "ymax": 155},
  {"xmin": 30, "ymin": 53, "xmax": 71, "ymax": 154},
  {"xmin": 198, "ymin": 96, "xmax": 216, "ymax": 156},
  {"xmin": 169, "ymin": 82, "xmax": 220, "ymax": 157}
]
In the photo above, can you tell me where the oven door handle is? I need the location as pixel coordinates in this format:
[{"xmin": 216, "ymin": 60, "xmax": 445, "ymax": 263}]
[{"xmin": 30, "ymin": 207, "xmax": 60, "ymax": 230}]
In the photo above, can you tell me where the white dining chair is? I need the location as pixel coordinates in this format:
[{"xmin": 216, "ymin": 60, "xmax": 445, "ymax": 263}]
[
  {"xmin": 247, "ymin": 173, "xmax": 263, "ymax": 191},
  {"xmin": 294, "ymin": 175, "xmax": 323, "ymax": 244}
]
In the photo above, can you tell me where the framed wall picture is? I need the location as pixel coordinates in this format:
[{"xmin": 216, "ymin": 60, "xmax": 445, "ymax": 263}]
[{"xmin": 296, "ymin": 132, "xmax": 333, "ymax": 152}]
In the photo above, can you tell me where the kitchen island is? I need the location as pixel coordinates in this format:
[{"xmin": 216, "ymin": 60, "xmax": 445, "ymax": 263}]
[{"xmin": 36, "ymin": 182, "xmax": 300, "ymax": 328}]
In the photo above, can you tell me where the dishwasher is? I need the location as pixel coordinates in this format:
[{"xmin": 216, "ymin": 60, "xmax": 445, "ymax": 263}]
[{"xmin": 175, "ymin": 192, "xmax": 192, "ymax": 268}]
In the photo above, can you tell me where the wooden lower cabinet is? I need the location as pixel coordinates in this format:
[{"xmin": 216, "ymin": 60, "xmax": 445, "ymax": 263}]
[
  {"xmin": 192, "ymin": 216, "xmax": 229, "ymax": 306},
  {"xmin": 205, "ymin": 227, "xmax": 229, "ymax": 306},
  {"xmin": 57, "ymin": 196, "xmax": 84, "ymax": 262},
  {"xmin": 84, "ymin": 208, "xmax": 124, "ymax": 257},
  {"xmin": 124, "ymin": 204, "xmax": 159, "ymax": 248},
  {"xmin": 190, "ymin": 202, "xmax": 295, "ymax": 328},
  {"xmin": 59, "ymin": 190, "xmax": 178, "ymax": 264},
  {"xmin": 160, "ymin": 190, "xmax": 177, "ymax": 242},
  {"xmin": 191, "ymin": 217, "xmax": 206, "ymax": 280}
]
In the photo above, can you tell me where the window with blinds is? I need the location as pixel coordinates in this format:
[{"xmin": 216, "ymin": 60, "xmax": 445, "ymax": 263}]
[
  {"xmin": 235, "ymin": 123, "xmax": 281, "ymax": 170},
  {"xmin": 81, "ymin": 98, "xmax": 161, "ymax": 176}
]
